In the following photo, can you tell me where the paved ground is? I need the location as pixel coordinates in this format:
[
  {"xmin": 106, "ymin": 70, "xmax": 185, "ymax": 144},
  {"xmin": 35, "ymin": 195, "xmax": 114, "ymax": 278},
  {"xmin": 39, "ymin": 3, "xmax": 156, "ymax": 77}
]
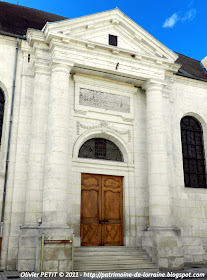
[{"xmin": 0, "ymin": 265, "xmax": 207, "ymax": 280}]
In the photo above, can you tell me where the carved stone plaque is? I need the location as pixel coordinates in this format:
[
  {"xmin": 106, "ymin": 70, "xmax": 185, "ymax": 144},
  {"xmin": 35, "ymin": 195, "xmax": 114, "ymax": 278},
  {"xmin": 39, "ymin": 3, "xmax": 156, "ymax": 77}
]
[{"xmin": 79, "ymin": 88, "xmax": 130, "ymax": 113}]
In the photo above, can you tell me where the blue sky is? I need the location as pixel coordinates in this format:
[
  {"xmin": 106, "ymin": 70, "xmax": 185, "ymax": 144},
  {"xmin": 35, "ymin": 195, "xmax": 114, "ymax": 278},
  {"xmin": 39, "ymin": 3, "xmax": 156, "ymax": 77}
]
[{"xmin": 3, "ymin": 0, "xmax": 206, "ymax": 61}]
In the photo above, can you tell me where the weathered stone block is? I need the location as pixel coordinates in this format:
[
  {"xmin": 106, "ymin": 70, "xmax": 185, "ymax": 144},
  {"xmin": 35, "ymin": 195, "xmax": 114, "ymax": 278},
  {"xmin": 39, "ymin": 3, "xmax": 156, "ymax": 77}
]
[
  {"xmin": 194, "ymin": 255, "xmax": 204, "ymax": 263},
  {"xmin": 43, "ymin": 261, "xmax": 58, "ymax": 272},
  {"xmin": 169, "ymin": 257, "xmax": 184, "ymax": 269},
  {"xmin": 44, "ymin": 246, "xmax": 71, "ymax": 261},
  {"xmin": 142, "ymin": 228, "xmax": 184, "ymax": 269},
  {"xmin": 18, "ymin": 260, "xmax": 35, "ymax": 272},
  {"xmin": 158, "ymin": 258, "xmax": 168, "ymax": 269},
  {"xmin": 59, "ymin": 260, "xmax": 71, "ymax": 272},
  {"xmin": 19, "ymin": 236, "xmax": 37, "ymax": 248},
  {"xmin": 18, "ymin": 247, "xmax": 36, "ymax": 260},
  {"xmin": 184, "ymin": 255, "xmax": 194, "ymax": 263},
  {"xmin": 142, "ymin": 237, "xmax": 153, "ymax": 247},
  {"xmin": 35, "ymin": 260, "xmax": 41, "ymax": 273},
  {"xmin": 36, "ymin": 247, "xmax": 41, "ymax": 260},
  {"xmin": 189, "ymin": 246, "xmax": 203, "ymax": 255}
]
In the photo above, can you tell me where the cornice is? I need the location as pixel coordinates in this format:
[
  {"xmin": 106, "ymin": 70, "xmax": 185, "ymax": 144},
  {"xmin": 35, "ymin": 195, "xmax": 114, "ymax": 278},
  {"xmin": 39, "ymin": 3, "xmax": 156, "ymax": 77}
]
[
  {"xmin": 46, "ymin": 32, "xmax": 176, "ymax": 68},
  {"xmin": 26, "ymin": 29, "xmax": 46, "ymax": 47},
  {"xmin": 43, "ymin": 9, "xmax": 177, "ymax": 62},
  {"xmin": 46, "ymin": 39, "xmax": 178, "ymax": 84},
  {"xmin": 73, "ymin": 74, "xmax": 137, "ymax": 94},
  {"xmin": 21, "ymin": 40, "xmax": 34, "ymax": 54},
  {"xmin": 175, "ymin": 75, "xmax": 207, "ymax": 89},
  {"xmin": 25, "ymin": 14, "xmax": 180, "ymax": 84},
  {"xmin": 50, "ymin": 58, "xmax": 74, "ymax": 69},
  {"xmin": 0, "ymin": 34, "xmax": 20, "ymax": 47}
]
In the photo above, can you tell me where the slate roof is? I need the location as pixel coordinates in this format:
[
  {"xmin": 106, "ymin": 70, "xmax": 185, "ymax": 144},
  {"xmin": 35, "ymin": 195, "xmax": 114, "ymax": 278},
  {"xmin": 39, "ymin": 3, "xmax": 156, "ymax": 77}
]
[
  {"xmin": 0, "ymin": 1, "xmax": 67, "ymax": 37},
  {"xmin": 0, "ymin": 1, "xmax": 206, "ymax": 82},
  {"xmin": 175, "ymin": 52, "xmax": 207, "ymax": 82}
]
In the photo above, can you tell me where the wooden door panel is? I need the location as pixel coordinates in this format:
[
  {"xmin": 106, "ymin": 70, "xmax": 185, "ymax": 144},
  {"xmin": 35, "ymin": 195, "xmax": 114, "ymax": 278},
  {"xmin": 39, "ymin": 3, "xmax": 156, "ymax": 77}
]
[
  {"xmin": 81, "ymin": 174, "xmax": 123, "ymax": 246},
  {"xmin": 81, "ymin": 223, "xmax": 101, "ymax": 246},
  {"xmin": 103, "ymin": 224, "xmax": 123, "ymax": 246},
  {"xmin": 102, "ymin": 175, "xmax": 123, "ymax": 246},
  {"xmin": 104, "ymin": 191, "xmax": 121, "ymax": 220},
  {"xmin": 81, "ymin": 174, "xmax": 101, "ymax": 246},
  {"xmin": 81, "ymin": 188, "xmax": 99, "ymax": 220}
]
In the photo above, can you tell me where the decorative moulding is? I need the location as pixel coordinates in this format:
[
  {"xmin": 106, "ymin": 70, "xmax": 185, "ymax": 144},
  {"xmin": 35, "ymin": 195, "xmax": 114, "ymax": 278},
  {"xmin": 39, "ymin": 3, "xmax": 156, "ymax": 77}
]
[
  {"xmin": 163, "ymin": 75, "xmax": 176, "ymax": 99},
  {"xmin": 111, "ymin": 19, "xmax": 120, "ymax": 25},
  {"xmin": 77, "ymin": 120, "xmax": 131, "ymax": 142}
]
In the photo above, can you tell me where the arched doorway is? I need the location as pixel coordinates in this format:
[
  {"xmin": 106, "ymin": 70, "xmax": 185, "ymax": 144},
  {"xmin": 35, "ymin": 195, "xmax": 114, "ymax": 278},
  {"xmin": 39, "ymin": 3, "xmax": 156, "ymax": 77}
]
[{"xmin": 79, "ymin": 138, "xmax": 124, "ymax": 246}]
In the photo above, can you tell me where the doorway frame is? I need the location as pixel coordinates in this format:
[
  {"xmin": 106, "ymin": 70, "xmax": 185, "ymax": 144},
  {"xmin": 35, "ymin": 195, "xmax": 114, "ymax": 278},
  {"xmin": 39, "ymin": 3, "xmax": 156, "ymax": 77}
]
[
  {"xmin": 71, "ymin": 156, "xmax": 134, "ymax": 247},
  {"xmin": 80, "ymin": 173, "xmax": 124, "ymax": 246},
  {"xmin": 72, "ymin": 130, "xmax": 135, "ymax": 247}
]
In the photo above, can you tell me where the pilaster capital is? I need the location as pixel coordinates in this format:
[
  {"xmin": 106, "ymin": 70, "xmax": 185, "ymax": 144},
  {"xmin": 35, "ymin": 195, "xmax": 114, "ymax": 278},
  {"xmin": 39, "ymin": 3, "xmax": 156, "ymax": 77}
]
[
  {"xmin": 142, "ymin": 78, "xmax": 167, "ymax": 92},
  {"xmin": 50, "ymin": 59, "xmax": 74, "ymax": 75},
  {"xmin": 34, "ymin": 61, "xmax": 50, "ymax": 76}
]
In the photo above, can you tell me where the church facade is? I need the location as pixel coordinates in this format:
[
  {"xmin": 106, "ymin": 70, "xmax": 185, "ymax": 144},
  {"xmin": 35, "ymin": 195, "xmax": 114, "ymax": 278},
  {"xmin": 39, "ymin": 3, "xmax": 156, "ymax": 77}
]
[{"xmin": 0, "ymin": 2, "xmax": 207, "ymax": 272}]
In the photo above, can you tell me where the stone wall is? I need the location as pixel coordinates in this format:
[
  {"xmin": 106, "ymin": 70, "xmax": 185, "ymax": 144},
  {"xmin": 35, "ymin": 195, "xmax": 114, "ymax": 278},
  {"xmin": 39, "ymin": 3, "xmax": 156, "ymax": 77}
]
[
  {"xmin": 0, "ymin": 9, "xmax": 207, "ymax": 271},
  {"xmin": 142, "ymin": 228, "xmax": 184, "ymax": 270},
  {"xmin": 170, "ymin": 77, "xmax": 207, "ymax": 265},
  {"xmin": 18, "ymin": 226, "xmax": 73, "ymax": 272}
]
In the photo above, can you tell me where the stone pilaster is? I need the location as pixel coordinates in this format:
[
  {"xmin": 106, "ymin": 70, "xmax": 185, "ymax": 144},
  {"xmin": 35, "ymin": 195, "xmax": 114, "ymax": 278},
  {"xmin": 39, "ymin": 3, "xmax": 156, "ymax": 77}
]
[
  {"xmin": 18, "ymin": 61, "xmax": 74, "ymax": 273},
  {"xmin": 142, "ymin": 79, "xmax": 171, "ymax": 228},
  {"xmin": 24, "ymin": 62, "xmax": 50, "ymax": 225},
  {"xmin": 141, "ymin": 78, "xmax": 184, "ymax": 270},
  {"xmin": 42, "ymin": 62, "xmax": 73, "ymax": 227}
]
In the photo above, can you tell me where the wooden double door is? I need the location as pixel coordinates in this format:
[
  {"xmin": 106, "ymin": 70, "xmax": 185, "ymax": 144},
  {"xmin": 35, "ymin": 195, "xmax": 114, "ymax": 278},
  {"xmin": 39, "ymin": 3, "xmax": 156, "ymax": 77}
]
[{"xmin": 81, "ymin": 173, "xmax": 123, "ymax": 246}]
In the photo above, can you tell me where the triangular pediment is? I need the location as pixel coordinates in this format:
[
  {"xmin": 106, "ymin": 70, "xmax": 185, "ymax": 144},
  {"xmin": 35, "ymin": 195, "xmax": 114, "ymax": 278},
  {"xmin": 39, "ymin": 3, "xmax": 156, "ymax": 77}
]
[{"xmin": 43, "ymin": 9, "xmax": 178, "ymax": 62}]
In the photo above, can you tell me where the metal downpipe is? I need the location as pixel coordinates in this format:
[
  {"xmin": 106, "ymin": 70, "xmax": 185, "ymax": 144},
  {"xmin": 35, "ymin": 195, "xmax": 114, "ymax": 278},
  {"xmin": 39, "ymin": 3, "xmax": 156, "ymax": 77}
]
[{"xmin": 0, "ymin": 38, "xmax": 19, "ymax": 252}]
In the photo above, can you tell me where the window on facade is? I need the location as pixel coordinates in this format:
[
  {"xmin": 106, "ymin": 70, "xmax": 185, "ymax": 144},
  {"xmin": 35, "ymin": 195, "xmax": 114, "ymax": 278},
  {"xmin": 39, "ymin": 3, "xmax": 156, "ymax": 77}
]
[
  {"xmin": 181, "ymin": 116, "xmax": 207, "ymax": 188},
  {"xmin": 0, "ymin": 88, "xmax": 4, "ymax": 144},
  {"xmin": 109, "ymin": 34, "xmax": 118, "ymax": 46},
  {"xmin": 78, "ymin": 138, "xmax": 123, "ymax": 162}
]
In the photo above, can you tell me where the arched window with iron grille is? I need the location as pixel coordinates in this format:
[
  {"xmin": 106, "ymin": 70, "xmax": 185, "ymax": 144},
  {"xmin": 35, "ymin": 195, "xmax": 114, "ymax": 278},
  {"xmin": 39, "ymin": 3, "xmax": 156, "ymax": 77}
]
[
  {"xmin": 0, "ymin": 88, "xmax": 5, "ymax": 145},
  {"xmin": 78, "ymin": 138, "xmax": 123, "ymax": 162},
  {"xmin": 180, "ymin": 116, "xmax": 207, "ymax": 188}
]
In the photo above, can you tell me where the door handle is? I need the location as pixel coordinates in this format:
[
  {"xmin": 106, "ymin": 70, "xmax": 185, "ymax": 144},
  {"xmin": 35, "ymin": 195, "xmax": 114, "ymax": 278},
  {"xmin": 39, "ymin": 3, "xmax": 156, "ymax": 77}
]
[
  {"xmin": 99, "ymin": 220, "xmax": 101, "ymax": 224},
  {"xmin": 104, "ymin": 219, "xmax": 109, "ymax": 223}
]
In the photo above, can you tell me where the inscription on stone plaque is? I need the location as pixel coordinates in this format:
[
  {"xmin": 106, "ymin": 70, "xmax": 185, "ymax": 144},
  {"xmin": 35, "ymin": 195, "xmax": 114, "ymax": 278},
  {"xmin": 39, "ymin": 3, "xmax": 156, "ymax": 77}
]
[{"xmin": 79, "ymin": 88, "xmax": 130, "ymax": 113}]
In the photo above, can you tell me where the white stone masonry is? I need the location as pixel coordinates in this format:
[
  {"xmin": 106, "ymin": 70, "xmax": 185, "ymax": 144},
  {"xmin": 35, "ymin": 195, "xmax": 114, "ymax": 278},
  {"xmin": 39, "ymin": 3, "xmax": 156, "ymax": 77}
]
[
  {"xmin": 143, "ymin": 79, "xmax": 171, "ymax": 228},
  {"xmin": 42, "ymin": 62, "xmax": 72, "ymax": 226}
]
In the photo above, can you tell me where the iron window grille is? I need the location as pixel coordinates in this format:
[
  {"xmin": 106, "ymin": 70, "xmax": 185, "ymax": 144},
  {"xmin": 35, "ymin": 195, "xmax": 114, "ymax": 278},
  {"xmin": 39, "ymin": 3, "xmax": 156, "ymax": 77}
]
[
  {"xmin": 181, "ymin": 116, "xmax": 207, "ymax": 188},
  {"xmin": 78, "ymin": 138, "xmax": 123, "ymax": 162}
]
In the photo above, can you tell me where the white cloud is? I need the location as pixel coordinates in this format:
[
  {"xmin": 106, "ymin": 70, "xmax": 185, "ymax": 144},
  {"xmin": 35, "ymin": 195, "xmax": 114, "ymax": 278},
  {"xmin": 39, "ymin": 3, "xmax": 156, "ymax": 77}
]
[
  {"xmin": 163, "ymin": 13, "xmax": 179, "ymax": 28},
  {"xmin": 163, "ymin": 9, "xmax": 196, "ymax": 28},
  {"xmin": 181, "ymin": 9, "xmax": 196, "ymax": 21}
]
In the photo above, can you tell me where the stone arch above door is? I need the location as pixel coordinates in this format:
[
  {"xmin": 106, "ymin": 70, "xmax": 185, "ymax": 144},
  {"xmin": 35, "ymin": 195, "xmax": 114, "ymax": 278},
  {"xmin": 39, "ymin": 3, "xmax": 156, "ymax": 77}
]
[
  {"xmin": 73, "ymin": 128, "xmax": 132, "ymax": 164},
  {"xmin": 79, "ymin": 138, "xmax": 124, "ymax": 162}
]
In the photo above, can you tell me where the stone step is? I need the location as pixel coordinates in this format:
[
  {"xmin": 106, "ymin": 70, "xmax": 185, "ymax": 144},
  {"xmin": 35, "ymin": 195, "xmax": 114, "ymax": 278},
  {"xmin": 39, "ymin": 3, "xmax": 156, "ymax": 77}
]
[
  {"xmin": 74, "ymin": 262, "xmax": 158, "ymax": 268},
  {"xmin": 74, "ymin": 246, "xmax": 158, "ymax": 272},
  {"xmin": 75, "ymin": 246, "xmax": 144, "ymax": 251},
  {"xmin": 74, "ymin": 252, "xmax": 148, "ymax": 257},
  {"xmin": 74, "ymin": 264, "xmax": 158, "ymax": 270},
  {"xmin": 75, "ymin": 259, "xmax": 154, "ymax": 265},
  {"xmin": 74, "ymin": 247, "xmax": 148, "ymax": 256},
  {"xmin": 75, "ymin": 256, "xmax": 150, "ymax": 261}
]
